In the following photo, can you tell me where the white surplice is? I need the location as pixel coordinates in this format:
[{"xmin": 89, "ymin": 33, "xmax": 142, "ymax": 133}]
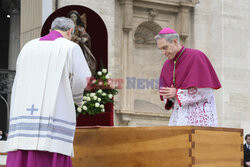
[{"xmin": 5, "ymin": 37, "xmax": 91, "ymax": 156}]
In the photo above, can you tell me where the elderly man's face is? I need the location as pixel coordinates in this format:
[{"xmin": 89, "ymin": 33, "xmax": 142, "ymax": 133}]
[
  {"xmin": 157, "ymin": 38, "xmax": 179, "ymax": 60},
  {"xmin": 246, "ymin": 137, "xmax": 250, "ymax": 145}
]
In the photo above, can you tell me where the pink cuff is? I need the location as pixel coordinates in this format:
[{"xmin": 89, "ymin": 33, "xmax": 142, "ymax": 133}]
[{"xmin": 176, "ymin": 89, "xmax": 182, "ymax": 107}]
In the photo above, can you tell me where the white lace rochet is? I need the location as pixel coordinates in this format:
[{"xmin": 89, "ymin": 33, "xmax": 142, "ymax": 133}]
[{"xmin": 168, "ymin": 88, "xmax": 218, "ymax": 127}]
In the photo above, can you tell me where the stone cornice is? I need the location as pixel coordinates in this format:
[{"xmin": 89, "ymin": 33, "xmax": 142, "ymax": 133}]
[
  {"xmin": 116, "ymin": 109, "xmax": 171, "ymax": 125},
  {"xmin": 116, "ymin": 109, "xmax": 171, "ymax": 118},
  {"xmin": 118, "ymin": 0, "xmax": 133, "ymax": 5},
  {"xmin": 133, "ymin": 0, "xmax": 200, "ymax": 11}
]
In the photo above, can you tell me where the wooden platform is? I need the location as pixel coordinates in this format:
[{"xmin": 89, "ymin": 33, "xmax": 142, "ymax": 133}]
[{"xmin": 72, "ymin": 126, "xmax": 243, "ymax": 167}]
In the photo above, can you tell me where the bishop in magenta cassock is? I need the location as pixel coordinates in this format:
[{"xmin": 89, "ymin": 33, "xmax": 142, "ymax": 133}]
[
  {"xmin": 5, "ymin": 17, "xmax": 91, "ymax": 167},
  {"xmin": 156, "ymin": 27, "xmax": 221, "ymax": 127}
]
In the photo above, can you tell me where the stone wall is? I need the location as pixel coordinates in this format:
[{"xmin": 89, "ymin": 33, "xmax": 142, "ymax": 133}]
[
  {"xmin": 222, "ymin": 0, "xmax": 250, "ymax": 134},
  {"xmin": 194, "ymin": 0, "xmax": 250, "ymax": 135},
  {"xmin": 20, "ymin": 0, "xmax": 43, "ymax": 48},
  {"xmin": 193, "ymin": 0, "xmax": 224, "ymax": 126}
]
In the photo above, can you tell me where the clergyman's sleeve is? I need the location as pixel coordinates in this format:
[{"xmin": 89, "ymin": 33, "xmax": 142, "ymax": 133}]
[
  {"xmin": 71, "ymin": 45, "xmax": 91, "ymax": 106},
  {"xmin": 176, "ymin": 88, "xmax": 213, "ymax": 107}
]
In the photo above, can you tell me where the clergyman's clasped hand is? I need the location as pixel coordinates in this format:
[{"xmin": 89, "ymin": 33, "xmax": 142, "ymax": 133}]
[{"xmin": 159, "ymin": 85, "xmax": 176, "ymax": 99}]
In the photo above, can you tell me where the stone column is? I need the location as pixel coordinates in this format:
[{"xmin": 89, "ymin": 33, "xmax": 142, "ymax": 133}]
[
  {"xmin": 20, "ymin": 0, "xmax": 52, "ymax": 48},
  {"xmin": 5, "ymin": 0, "xmax": 20, "ymax": 135},
  {"xmin": 8, "ymin": 2, "xmax": 20, "ymax": 70},
  {"xmin": 176, "ymin": 6, "xmax": 191, "ymax": 45},
  {"xmin": 20, "ymin": 0, "xmax": 43, "ymax": 48},
  {"xmin": 42, "ymin": 0, "xmax": 52, "ymax": 24},
  {"xmin": 119, "ymin": 0, "xmax": 134, "ymax": 112}
]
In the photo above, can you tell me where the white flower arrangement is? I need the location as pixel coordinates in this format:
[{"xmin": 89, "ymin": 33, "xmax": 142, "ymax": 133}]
[
  {"xmin": 97, "ymin": 71, "xmax": 102, "ymax": 76},
  {"xmin": 76, "ymin": 68, "xmax": 118, "ymax": 116},
  {"xmin": 102, "ymin": 69, "xmax": 107, "ymax": 73}
]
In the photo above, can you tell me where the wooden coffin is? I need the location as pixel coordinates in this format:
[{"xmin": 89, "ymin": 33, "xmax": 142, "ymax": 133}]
[{"xmin": 72, "ymin": 126, "xmax": 243, "ymax": 167}]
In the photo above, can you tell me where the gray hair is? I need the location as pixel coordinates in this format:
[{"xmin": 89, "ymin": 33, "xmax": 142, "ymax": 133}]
[
  {"xmin": 51, "ymin": 17, "xmax": 75, "ymax": 34},
  {"xmin": 154, "ymin": 33, "xmax": 180, "ymax": 43}
]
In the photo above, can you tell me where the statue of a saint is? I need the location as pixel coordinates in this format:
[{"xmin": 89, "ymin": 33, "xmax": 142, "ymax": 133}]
[{"xmin": 67, "ymin": 10, "xmax": 96, "ymax": 75}]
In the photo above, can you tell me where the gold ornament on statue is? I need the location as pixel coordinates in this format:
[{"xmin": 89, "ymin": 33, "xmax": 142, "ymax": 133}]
[{"xmin": 67, "ymin": 10, "xmax": 96, "ymax": 75}]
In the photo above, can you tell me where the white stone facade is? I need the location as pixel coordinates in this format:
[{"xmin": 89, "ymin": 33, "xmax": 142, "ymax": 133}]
[{"xmin": 194, "ymin": 0, "xmax": 250, "ymax": 135}]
